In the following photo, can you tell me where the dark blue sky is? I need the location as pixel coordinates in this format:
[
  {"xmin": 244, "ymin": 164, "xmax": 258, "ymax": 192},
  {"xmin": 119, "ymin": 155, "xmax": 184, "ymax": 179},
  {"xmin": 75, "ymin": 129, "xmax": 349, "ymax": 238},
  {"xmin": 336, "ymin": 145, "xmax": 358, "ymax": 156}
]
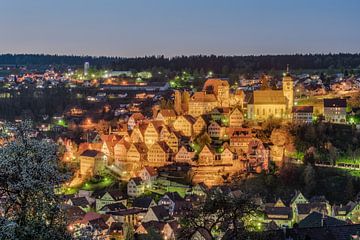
[{"xmin": 1, "ymin": 0, "xmax": 359, "ymax": 57}]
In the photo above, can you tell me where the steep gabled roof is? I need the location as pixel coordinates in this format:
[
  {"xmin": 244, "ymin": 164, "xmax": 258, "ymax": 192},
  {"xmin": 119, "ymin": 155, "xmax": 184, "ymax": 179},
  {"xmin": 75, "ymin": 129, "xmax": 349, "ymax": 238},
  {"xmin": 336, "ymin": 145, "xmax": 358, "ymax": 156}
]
[
  {"xmin": 143, "ymin": 166, "xmax": 158, "ymax": 177},
  {"xmin": 133, "ymin": 142, "xmax": 148, "ymax": 154},
  {"xmin": 107, "ymin": 190, "xmax": 125, "ymax": 201},
  {"xmin": 133, "ymin": 196, "xmax": 155, "ymax": 209},
  {"xmin": 163, "ymin": 192, "xmax": 184, "ymax": 203},
  {"xmin": 130, "ymin": 177, "xmax": 143, "ymax": 186},
  {"xmin": 129, "ymin": 112, "xmax": 145, "ymax": 121},
  {"xmin": 69, "ymin": 197, "xmax": 90, "ymax": 208},
  {"xmin": 150, "ymin": 205, "xmax": 170, "ymax": 221},
  {"xmin": 157, "ymin": 141, "xmax": 173, "ymax": 154},
  {"xmin": 298, "ymin": 212, "xmax": 347, "ymax": 228},
  {"xmin": 183, "ymin": 115, "xmax": 197, "ymax": 124},
  {"xmin": 108, "ymin": 222, "xmax": 123, "ymax": 234},
  {"xmin": 88, "ymin": 217, "xmax": 109, "ymax": 230},
  {"xmin": 100, "ymin": 202, "xmax": 127, "ymax": 212},
  {"xmin": 80, "ymin": 149, "xmax": 101, "ymax": 158},
  {"xmin": 264, "ymin": 206, "xmax": 292, "ymax": 220}
]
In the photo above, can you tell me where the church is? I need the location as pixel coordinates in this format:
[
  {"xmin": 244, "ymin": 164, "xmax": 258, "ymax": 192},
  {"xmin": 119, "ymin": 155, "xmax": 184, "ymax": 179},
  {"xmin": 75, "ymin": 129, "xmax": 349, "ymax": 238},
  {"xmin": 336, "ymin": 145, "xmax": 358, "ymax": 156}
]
[{"xmin": 247, "ymin": 69, "xmax": 294, "ymax": 121}]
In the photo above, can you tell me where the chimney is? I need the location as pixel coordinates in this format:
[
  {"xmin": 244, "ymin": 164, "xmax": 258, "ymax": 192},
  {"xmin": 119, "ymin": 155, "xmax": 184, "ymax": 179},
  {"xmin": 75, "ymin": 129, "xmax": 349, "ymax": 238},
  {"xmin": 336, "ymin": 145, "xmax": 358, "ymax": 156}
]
[{"xmin": 321, "ymin": 212, "xmax": 325, "ymax": 227}]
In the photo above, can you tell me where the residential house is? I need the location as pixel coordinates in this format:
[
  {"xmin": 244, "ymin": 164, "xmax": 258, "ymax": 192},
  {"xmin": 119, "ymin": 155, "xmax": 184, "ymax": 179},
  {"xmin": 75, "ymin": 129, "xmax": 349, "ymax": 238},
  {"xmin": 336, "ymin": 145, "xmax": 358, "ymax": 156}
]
[
  {"xmin": 126, "ymin": 142, "xmax": 148, "ymax": 163},
  {"xmin": 190, "ymin": 228, "xmax": 212, "ymax": 240},
  {"xmin": 229, "ymin": 108, "xmax": 244, "ymax": 127},
  {"xmin": 333, "ymin": 201, "xmax": 360, "ymax": 223},
  {"xmin": 107, "ymin": 222, "xmax": 124, "ymax": 240},
  {"xmin": 191, "ymin": 182, "xmax": 209, "ymax": 197},
  {"xmin": 147, "ymin": 141, "xmax": 173, "ymax": 167},
  {"xmin": 113, "ymin": 139, "xmax": 131, "ymax": 166},
  {"xmin": 172, "ymin": 115, "xmax": 195, "ymax": 137},
  {"xmin": 156, "ymin": 109, "xmax": 177, "ymax": 124},
  {"xmin": 289, "ymin": 191, "xmax": 309, "ymax": 209},
  {"xmin": 247, "ymin": 139, "xmax": 270, "ymax": 172},
  {"xmin": 132, "ymin": 196, "xmax": 157, "ymax": 210},
  {"xmin": 289, "ymin": 191, "xmax": 328, "ymax": 222},
  {"xmin": 209, "ymin": 107, "xmax": 231, "ymax": 122},
  {"xmin": 193, "ymin": 116, "xmax": 208, "ymax": 136},
  {"xmin": 207, "ymin": 121, "xmax": 226, "ymax": 139},
  {"xmin": 166, "ymin": 131, "xmax": 182, "ymax": 153},
  {"xmin": 138, "ymin": 166, "xmax": 158, "ymax": 183},
  {"xmin": 99, "ymin": 202, "xmax": 127, "ymax": 214},
  {"xmin": 107, "ymin": 208, "xmax": 145, "ymax": 226},
  {"xmin": 158, "ymin": 192, "xmax": 191, "ymax": 216},
  {"xmin": 159, "ymin": 126, "xmax": 171, "ymax": 141},
  {"xmin": 324, "ymin": 98, "xmax": 347, "ymax": 124},
  {"xmin": 220, "ymin": 146, "xmax": 234, "ymax": 165},
  {"xmin": 128, "ymin": 113, "xmax": 145, "ymax": 130},
  {"xmin": 127, "ymin": 177, "xmax": 145, "ymax": 197},
  {"xmin": 62, "ymin": 205, "xmax": 86, "ymax": 224},
  {"xmin": 67, "ymin": 197, "xmax": 91, "ymax": 212},
  {"xmin": 79, "ymin": 150, "xmax": 107, "ymax": 177},
  {"xmin": 142, "ymin": 205, "xmax": 171, "ymax": 223},
  {"xmin": 292, "ymin": 106, "xmax": 314, "ymax": 124},
  {"xmin": 198, "ymin": 145, "xmax": 215, "ymax": 166},
  {"xmin": 92, "ymin": 190, "xmax": 127, "ymax": 212},
  {"xmin": 264, "ymin": 199, "xmax": 293, "ymax": 228},
  {"xmin": 101, "ymin": 139, "xmax": 118, "ymax": 163},
  {"xmin": 130, "ymin": 125, "xmax": 144, "ymax": 143},
  {"xmin": 298, "ymin": 212, "xmax": 347, "ymax": 229},
  {"xmin": 136, "ymin": 221, "xmax": 179, "ymax": 240},
  {"xmin": 174, "ymin": 145, "xmax": 196, "ymax": 164},
  {"xmin": 144, "ymin": 121, "xmax": 161, "ymax": 147}
]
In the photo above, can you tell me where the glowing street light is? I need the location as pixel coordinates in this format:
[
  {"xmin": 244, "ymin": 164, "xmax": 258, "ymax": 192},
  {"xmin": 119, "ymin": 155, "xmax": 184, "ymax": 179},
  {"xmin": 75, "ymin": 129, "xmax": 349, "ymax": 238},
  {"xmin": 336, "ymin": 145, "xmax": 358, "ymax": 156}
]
[{"xmin": 86, "ymin": 118, "xmax": 92, "ymax": 125}]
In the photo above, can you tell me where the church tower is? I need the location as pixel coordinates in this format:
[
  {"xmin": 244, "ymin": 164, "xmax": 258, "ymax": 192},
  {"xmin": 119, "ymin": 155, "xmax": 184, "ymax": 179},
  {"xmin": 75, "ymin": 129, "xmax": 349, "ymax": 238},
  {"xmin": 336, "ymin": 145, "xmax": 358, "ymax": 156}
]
[{"xmin": 282, "ymin": 65, "xmax": 294, "ymax": 112}]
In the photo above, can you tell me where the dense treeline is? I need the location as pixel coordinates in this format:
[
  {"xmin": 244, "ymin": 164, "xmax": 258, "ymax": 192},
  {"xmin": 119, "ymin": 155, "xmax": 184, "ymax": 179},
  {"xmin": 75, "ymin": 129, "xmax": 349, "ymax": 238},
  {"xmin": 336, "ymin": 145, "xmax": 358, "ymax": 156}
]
[
  {"xmin": 0, "ymin": 54, "xmax": 119, "ymax": 68},
  {"xmin": 112, "ymin": 54, "xmax": 360, "ymax": 72},
  {"xmin": 1, "ymin": 53, "xmax": 360, "ymax": 72}
]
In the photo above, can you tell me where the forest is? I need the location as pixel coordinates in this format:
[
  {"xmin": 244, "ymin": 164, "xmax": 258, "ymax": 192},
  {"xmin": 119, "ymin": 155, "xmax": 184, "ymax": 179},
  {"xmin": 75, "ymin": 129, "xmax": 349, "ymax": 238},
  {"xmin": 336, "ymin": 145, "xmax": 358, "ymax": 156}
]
[{"xmin": 1, "ymin": 53, "xmax": 360, "ymax": 73}]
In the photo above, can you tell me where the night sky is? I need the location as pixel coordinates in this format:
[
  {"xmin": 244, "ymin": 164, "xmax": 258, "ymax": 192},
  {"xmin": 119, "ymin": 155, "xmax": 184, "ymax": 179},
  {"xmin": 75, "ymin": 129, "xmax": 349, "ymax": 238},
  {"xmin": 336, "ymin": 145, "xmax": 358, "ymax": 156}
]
[{"xmin": 1, "ymin": 0, "xmax": 359, "ymax": 57}]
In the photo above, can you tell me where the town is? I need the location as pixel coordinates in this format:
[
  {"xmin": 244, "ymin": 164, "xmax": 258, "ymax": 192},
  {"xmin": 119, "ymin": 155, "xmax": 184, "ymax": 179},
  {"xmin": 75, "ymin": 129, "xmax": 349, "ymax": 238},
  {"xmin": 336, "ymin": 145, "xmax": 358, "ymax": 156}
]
[
  {"xmin": 2, "ymin": 56, "xmax": 360, "ymax": 239},
  {"xmin": 1, "ymin": 1, "xmax": 360, "ymax": 239}
]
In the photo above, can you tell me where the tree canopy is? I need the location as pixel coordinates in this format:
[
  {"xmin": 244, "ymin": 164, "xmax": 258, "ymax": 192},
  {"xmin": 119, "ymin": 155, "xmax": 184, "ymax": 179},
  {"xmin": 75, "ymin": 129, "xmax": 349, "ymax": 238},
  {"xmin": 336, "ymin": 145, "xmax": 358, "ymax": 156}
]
[{"xmin": 0, "ymin": 120, "xmax": 71, "ymax": 240}]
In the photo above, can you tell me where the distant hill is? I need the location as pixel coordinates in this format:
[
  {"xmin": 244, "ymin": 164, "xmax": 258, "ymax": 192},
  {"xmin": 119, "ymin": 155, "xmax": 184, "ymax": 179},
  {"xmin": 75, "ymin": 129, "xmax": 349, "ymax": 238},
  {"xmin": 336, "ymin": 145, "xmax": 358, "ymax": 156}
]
[{"xmin": 1, "ymin": 53, "xmax": 360, "ymax": 72}]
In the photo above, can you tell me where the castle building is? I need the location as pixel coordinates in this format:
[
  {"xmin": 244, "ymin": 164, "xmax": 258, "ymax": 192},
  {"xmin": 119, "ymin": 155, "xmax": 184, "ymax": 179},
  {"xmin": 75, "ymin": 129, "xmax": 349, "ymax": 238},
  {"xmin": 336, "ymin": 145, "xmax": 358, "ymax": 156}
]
[
  {"xmin": 188, "ymin": 78, "xmax": 231, "ymax": 117},
  {"xmin": 203, "ymin": 78, "xmax": 230, "ymax": 107},
  {"xmin": 188, "ymin": 92, "xmax": 218, "ymax": 117}
]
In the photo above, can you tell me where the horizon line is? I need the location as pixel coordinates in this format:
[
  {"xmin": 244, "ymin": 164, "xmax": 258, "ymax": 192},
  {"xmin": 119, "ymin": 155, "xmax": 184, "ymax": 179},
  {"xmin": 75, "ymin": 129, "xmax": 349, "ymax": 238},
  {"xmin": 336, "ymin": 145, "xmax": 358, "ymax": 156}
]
[{"xmin": 1, "ymin": 52, "xmax": 360, "ymax": 59}]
